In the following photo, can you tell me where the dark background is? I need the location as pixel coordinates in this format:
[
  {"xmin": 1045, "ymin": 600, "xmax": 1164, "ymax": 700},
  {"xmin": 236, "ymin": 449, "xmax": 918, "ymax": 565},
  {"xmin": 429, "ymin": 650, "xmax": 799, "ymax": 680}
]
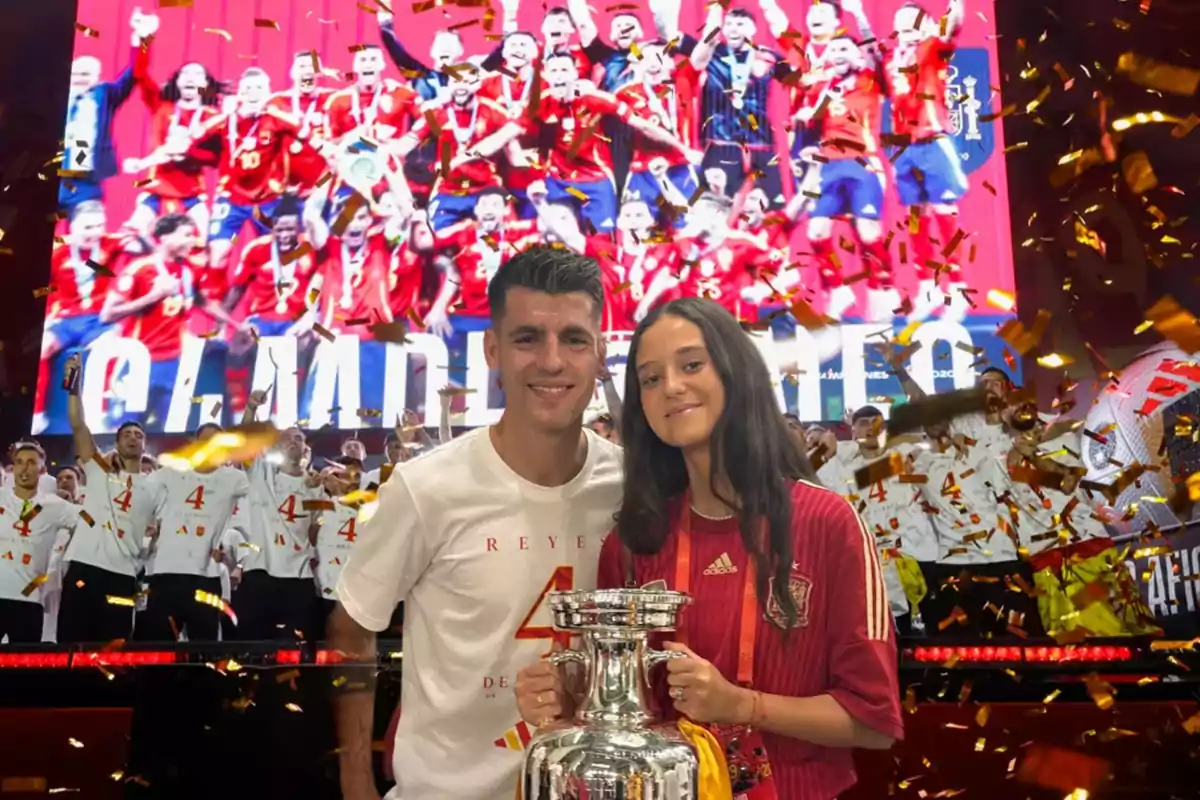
[{"xmin": 1, "ymin": 0, "xmax": 1198, "ymax": 456}]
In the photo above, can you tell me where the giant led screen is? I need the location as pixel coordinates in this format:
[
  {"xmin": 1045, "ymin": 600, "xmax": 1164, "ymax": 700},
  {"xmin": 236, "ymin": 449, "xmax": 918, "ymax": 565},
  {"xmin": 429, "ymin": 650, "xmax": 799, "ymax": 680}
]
[{"xmin": 39, "ymin": 0, "xmax": 1015, "ymax": 434}]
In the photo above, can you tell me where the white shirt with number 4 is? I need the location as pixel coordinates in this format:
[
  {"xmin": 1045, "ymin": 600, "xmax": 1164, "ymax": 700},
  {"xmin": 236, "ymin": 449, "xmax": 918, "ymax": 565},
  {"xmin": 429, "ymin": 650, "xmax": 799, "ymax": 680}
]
[
  {"xmin": 336, "ymin": 427, "xmax": 623, "ymax": 800},
  {"xmin": 0, "ymin": 490, "xmax": 78, "ymax": 604},
  {"xmin": 146, "ymin": 467, "xmax": 251, "ymax": 578},
  {"xmin": 315, "ymin": 493, "xmax": 361, "ymax": 600}
]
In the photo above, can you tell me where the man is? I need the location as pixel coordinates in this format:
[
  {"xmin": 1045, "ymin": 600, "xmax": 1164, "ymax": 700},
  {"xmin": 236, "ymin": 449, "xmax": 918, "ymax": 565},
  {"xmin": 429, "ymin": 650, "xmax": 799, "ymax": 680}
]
[
  {"xmin": 799, "ymin": 36, "xmax": 897, "ymax": 322},
  {"xmin": 314, "ymin": 456, "xmax": 365, "ymax": 620},
  {"xmin": 0, "ymin": 442, "xmax": 79, "ymax": 642},
  {"xmin": 391, "ymin": 65, "xmax": 514, "ymax": 232},
  {"xmin": 139, "ymin": 424, "xmax": 250, "ymax": 641},
  {"xmin": 35, "ymin": 201, "xmax": 143, "ymax": 435},
  {"xmin": 329, "ymin": 246, "xmax": 623, "ymax": 800},
  {"xmin": 60, "ymin": 9, "xmax": 157, "ymax": 210},
  {"xmin": 237, "ymin": 397, "xmax": 323, "ymax": 640},
  {"xmin": 56, "ymin": 466, "xmax": 83, "ymax": 504},
  {"xmin": 477, "ymin": 31, "xmax": 544, "ymax": 219},
  {"xmin": 268, "ymin": 52, "xmax": 337, "ymax": 200},
  {"xmin": 616, "ymin": 41, "xmax": 701, "ymax": 222},
  {"xmin": 816, "ymin": 407, "xmax": 936, "ymax": 633},
  {"xmin": 881, "ymin": 0, "xmax": 969, "ymax": 322},
  {"xmin": 101, "ymin": 214, "xmax": 233, "ymax": 431},
  {"xmin": 58, "ymin": 354, "xmax": 159, "ymax": 643},
  {"xmin": 688, "ymin": 3, "xmax": 792, "ymax": 201}
]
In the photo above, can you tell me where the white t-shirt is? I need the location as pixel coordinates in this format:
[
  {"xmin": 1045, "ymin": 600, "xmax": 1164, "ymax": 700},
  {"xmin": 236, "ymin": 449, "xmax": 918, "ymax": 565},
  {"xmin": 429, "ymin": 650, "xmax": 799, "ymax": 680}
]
[
  {"xmin": 336, "ymin": 427, "xmax": 623, "ymax": 800},
  {"xmin": 0, "ymin": 490, "xmax": 78, "ymax": 604},
  {"xmin": 64, "ymin": 462, "xmax": 157, "ymax": 577},
  {"xmin": 145, "ymin": 467, "xmax": 251, "ymax": 578},
  {"xmin": 994, "ymin": 430, "xmax": 1109, "ymax": 557},
  {"xmin": 216, "ymin": 527, "xmax": 246, "ymax": 604},
  {"xmin": 912, "ymin": 443, "xmax": 1015, "ymax": 565},
  {"xmin": 314, "ymin": 491, "xmax": 361, "ymax": 600},
  {"xmin": 248, "ymin": 460, "xmax": 323, "ymax": 580}
]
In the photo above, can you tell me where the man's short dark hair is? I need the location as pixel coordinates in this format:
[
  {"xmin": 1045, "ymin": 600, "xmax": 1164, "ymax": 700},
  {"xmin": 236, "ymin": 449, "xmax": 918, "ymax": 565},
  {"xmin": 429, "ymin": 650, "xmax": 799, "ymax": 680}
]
[
  {"xmin": 727, "ymin": 8, "xmax": 757, "ymax": 22},
  {"xmin": 116, "ymin": 421, "xmax": 144, "ymax": 438},
  {"xmin": 486, "ymin": 245, "xmax": 605, "ymax": 323},
  {"xmin": 153, "ymin": 213, "xmax": 196, "ymax": 240},
  {"xmin": 195, "ymin": 422, "xmax": 224, "ymax": 440},
  {"xmin": 274, "ymin": 193, "xmax": 302, "ymax": 221},
  {"xmin": 980, "ymin": 367, "xmax": 1013, "ymax": 385},
  {"xmin": 58, "ymin": 464, "xmax": 82, "ymax": 480},
  {"xmin": 12, "ymin": 441, "xmax": 45, "ymax": 461},
  {"xmin": 852, "ymin": 405, "xmax": 884, "ymax": 423}
]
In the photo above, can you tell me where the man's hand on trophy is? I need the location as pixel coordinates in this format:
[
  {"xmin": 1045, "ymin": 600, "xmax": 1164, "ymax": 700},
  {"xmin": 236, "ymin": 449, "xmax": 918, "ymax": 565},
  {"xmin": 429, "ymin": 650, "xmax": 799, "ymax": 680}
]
[
  {"xmin": 663, "ymin": 642, "xmax": 755, "ymax": 725},
  {"xmin": 515, "ymin": 658, "xmax": 572, "ymax": 728}
]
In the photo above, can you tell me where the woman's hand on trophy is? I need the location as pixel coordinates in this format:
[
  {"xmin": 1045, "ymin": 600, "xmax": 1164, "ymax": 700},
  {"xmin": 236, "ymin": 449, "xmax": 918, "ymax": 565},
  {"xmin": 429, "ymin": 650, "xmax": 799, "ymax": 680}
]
[
  {"xmin": 663, "ymin": 642, "xmax": 753, "ymax": 725},
  {"xmin": 515, "ymin": 659, "xmax": 571, "ymax": 728}
]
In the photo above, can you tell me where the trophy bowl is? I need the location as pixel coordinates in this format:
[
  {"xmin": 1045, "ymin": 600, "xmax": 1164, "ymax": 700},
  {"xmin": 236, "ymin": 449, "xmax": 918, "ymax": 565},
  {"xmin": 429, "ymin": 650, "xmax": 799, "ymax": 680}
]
[{"xmin": 549, "ymin": 589, "xmax": 690, "ymax": 632}]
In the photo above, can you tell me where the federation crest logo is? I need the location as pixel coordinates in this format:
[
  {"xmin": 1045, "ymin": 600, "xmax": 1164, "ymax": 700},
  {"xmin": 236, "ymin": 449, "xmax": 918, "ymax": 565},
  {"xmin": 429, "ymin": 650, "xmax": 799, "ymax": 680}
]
[{"xmin": 764, "ymin": 572, "xmax": 812, "ymax": 630}]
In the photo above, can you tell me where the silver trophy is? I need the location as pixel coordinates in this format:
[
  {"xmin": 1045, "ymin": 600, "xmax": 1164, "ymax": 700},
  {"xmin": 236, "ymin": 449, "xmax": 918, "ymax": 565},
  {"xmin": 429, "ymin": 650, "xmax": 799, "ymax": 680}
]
[{"xmin": 522, "ymin": 588, "xmax": 700, "ymax": 800}]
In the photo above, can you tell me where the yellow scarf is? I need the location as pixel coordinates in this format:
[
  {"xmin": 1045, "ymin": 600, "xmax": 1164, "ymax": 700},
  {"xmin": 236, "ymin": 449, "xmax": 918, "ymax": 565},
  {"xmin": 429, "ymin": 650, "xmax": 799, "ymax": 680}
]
[{"xmin": 678, "ymin": 718, "xmax": 734, "ymax": 799}]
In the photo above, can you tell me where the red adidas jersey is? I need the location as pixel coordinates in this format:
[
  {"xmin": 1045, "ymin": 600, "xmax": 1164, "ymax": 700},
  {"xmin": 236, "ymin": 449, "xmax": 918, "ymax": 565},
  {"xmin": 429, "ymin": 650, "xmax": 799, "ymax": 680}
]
[
  {"xmin": 315, "ymin": 236, "xmax": 393, "ymax": 338},
  {"xmin": 143, "ymin": 102, "xmax": 220, "ymax": 199},
  {"xmin": 232, "ymin": 235, "xmax": 319, "ymax": 323},
  {"xmin": 540, "ymin": 43, "xmax": 592, "ymax": 80},
  {"xmin": 672, "ymin": 232, "xmax": 769, "ymax": 320},
  {"xmin": 884, "ymin": 37, "xmax": 956, "ymax": 139},
  {"xmin": 384, "ymin": 239, "xmax": 426, "ymax": 320},
  {"xmin": 267, "ymin": 88, "xmax": 335, "ymax": 193},
  {"xmin": 325, "ymin": 81, "xmax": 419, "ymax": 142},
  {"xmin": 741, "ymin": 210, "xmax": 796, "ymax": 257},
  {"xmin": 407, "ymin": 99, "xmax": 511, "ymax": 196},
  {"xmin": 817, "ymin": 72, "xmax": 884, "ymax": 159},
  {"xmin": 186, "ymin": 108, "xmax": 301, "ymax": 205},
  {"xmin": 524, "ymin": 92, "xmax": 631, "ymax": 182},
  {"xmin": 597, "ymin": 483, "xmax": 903, "ymax": 800},
  {"xmin": 48, "ymin": 235, "xmax": 134, "ymax": 319},
  {"xmin": 584, "ymin": 234, "xmax": 678, "ymax": 333},
  {"xmin": 616, "ymin": 78, "xmax": 694, "ymax": 173},
  {"xmin": 435, "ymin": 221, "xmax": 539, "ymax": 317},
  {"xmin": 112, "ymin": 255, "xmax": 196, "ymax": 361}
]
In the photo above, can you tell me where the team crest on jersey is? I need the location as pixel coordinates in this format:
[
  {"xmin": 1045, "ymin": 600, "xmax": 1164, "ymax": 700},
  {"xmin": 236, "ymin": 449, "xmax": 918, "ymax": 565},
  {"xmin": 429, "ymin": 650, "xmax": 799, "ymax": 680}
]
[{"xmin": 764, "ymin": 572, "xmax": 812, "ymax": 630}]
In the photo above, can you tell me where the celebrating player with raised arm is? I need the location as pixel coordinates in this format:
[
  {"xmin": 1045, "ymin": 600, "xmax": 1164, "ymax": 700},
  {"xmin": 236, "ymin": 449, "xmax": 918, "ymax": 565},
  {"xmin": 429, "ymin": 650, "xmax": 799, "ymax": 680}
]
[
  {"xmin": 58, "ymin": 354, "xmax": 158, "ymax": 643},
  {"xmin": 237, "ymin": 397, "xmax": 323, "ymax": 640},
  {"xmin": 267, "ymin": 52, "xmax": 336, "ymax": 200},
  {"xmin": 35, "ymin": 201, "xmax": 144, "ymax": 436},
  {"xmin": 329, "ymin": 247, "xmax": 622, "ymax": 800},
  {"xmin": 801, "ymin": 36, "xmax": 897, "ymax": 323},
  {"xmin": 883, "ymin": 0, "xmax": 970, "ymax": 321},
  {"xmin": 0, "ymin": 442, "xmax": 79, "ymax": 643},
  {"xmin": 139, "ymin": 424, "xmax": 249, "ymax": 641}
]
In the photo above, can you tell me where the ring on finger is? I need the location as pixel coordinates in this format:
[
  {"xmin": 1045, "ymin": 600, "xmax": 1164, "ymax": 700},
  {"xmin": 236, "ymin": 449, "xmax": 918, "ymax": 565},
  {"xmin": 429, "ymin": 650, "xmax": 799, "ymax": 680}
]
[
  {"xmin": 670, "ymin": 686, "xmax": 685, "ymax": 701},
  {"xmin": 536, "ymin": 693, "xmax": 546, "ymax": 705}
]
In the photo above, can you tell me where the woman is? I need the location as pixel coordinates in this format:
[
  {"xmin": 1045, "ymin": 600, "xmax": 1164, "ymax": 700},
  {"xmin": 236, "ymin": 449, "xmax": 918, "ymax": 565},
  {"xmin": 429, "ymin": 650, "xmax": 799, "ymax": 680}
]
[{"xmin": 515, "ymin": 298, "xmax": 901, "ymax": 799}]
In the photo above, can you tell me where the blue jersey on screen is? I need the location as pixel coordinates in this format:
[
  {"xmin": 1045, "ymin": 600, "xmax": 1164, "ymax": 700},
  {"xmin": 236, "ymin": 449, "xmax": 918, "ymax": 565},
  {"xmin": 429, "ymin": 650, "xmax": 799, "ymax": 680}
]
[{"xmin": 701, "ymin": 44, "xmax": 784, "ymax": 147}]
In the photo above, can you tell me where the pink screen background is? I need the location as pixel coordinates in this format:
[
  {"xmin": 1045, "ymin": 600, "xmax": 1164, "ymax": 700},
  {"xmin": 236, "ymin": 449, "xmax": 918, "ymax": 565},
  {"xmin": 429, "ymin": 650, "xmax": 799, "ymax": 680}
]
[{"xmin": 69, "ymin": 0, "xmax": 1015, "ymax": 309}]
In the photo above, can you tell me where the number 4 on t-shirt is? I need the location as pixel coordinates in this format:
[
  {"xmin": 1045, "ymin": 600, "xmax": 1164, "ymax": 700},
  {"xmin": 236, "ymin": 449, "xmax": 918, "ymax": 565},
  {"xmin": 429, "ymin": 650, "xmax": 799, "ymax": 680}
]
[
  {"xmin": 337, "ymin": 517, "xmax": 357, "ymax": 542},
  {"xmin": 114, "ymin": 487, "xmax": 134, "ymax": 512},
  {"xmin": 515, "ymin": 566, "xmax": 574, "ymax": 651},
  {"xmin": 868, "ymin": 482, "xmax": 887, "ymax": 504},
  {"xmin": 186, "ymin": 485, "xmax": 205, "ymax": 510},
  {"xmin": 278, "ymin": 495, "xmax": 299, "ymax": 522}
]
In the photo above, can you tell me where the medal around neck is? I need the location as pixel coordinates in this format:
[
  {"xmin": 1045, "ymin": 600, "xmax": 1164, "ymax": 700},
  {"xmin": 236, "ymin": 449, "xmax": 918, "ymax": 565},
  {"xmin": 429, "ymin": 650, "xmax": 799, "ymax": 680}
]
[{"xmin": 522, "ymin": 588, "xmax": 700, "ymax": 800}]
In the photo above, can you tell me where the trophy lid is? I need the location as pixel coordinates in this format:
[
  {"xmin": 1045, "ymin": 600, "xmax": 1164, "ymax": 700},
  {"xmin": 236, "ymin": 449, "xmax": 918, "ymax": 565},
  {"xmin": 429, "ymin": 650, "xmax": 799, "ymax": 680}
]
[{"xmin": 549, "ymin": 589, "xmax": 690, "ymax": 632}]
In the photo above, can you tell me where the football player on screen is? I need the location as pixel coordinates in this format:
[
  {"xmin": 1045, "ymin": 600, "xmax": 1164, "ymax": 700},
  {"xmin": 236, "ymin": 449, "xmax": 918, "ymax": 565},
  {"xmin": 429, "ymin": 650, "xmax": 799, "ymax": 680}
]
[{"xmin": 882, "ymin": 0, "xmax": 970, "ymax": 321}]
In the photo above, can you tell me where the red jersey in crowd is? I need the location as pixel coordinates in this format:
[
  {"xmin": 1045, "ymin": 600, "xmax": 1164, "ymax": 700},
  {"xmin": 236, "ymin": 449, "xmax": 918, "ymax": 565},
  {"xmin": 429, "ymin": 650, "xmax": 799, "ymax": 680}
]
[
  {"xmin": 672, "ymin": 231, "xmax": 769, "ymax": 320},
  {"xmin": 383, "ymin": 236, "xmax": 426, "ymax": 320},
  {"xmin": 436, "ymin": 220, "xmax": 539, "ymax": 317},
  {"xmin": 48, "ymin": 235, "xmax": 134, "ymax": 320},
  {"xmin": 315, "ymin": 236, "xmax": 393, "ymax": 338},
  {"xmin": 617, "ymin": 65, "xmax": 698, "ymax": 173},
  {"xmin": 478, "ymin": 73, "xmax": 543, "ymax": 193},
  {"xmin": 112, "ymin": 254, "xmax": 197, "ymax": 362},
  {"xmin": 267, "ymin": 87, "xmax": 335, "ymax": 194},
  {"xmin": 408, "ymin": 98, "xmax": 511, "ymax": 196},
  {"xmin": 884, "ymin": 37, "xmax": 957, "ymax": 140},
  {"xmin": 584, "ymin": 235, "xmax": 677, "ymax": 332},
  {"xmin": 325, "ymin": 80, "xmax": 419, "ymax": 142},
  {"xmin": 232, "ymin": 235, "xmax": 319, "ymax": 323},
  {"xmin": 817, "ymin": 72, "xmax": 884, "ymax": 160},
  {"xmin": 186, "ymin": 108, "xmax": 301, "ymax": 205},
  {"xmin": 524, "ymin": 92, "xmax": 632, "ymax": 183},
  {"xmin": 596, "ymin": 482, "xmax": 903, "ymax": 800}
]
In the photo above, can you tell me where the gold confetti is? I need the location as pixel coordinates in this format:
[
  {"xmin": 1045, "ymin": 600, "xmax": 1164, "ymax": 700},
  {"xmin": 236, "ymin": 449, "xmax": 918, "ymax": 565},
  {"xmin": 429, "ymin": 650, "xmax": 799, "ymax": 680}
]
[
  {"xmin": 254, "ymin": 18, "xmax": 280, "ymax": 29},
  {"xmin": 204, "ymin": 28, "xmax": 233, "ymax": 41},
  {"xmin": 1144, "ymin": 296, "xmax": 1200, "ymax": 354},
  {"xmin": 75, "ymin": 23, "xmax": 99, "ymax": 37},
  {"xmin": 312, "ymin": 323, "xmax": 337, "ymax": 343},
  {"xmin": 987, "ymin": 289, "xmax": 1016, "ymax": 311},
  {"xmin": 1116, "ymin": 52, "xmax": 1200, "ymax": 96}
]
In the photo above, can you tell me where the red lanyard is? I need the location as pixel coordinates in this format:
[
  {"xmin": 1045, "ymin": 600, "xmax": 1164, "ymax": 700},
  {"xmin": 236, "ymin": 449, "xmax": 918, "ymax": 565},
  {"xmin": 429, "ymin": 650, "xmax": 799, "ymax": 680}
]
[{"xmin": 673, "ymin": 498, "xmax": 759, "ymax": 687}]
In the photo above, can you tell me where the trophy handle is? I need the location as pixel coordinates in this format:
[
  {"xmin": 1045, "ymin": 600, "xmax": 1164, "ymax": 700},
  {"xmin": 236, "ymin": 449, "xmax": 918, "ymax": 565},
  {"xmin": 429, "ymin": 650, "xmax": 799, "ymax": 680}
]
[
  {"xmin": 642, "ymin": 648, "xmax": 687, "ymax": 687},
  {"xmin": 546, "ymin": 650, "xmax": 588, "ymax": 667}
]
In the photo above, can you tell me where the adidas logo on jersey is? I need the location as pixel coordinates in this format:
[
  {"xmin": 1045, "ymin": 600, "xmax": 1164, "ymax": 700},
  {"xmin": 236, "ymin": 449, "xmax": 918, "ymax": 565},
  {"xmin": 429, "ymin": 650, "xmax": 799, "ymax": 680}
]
[{"xmin": 703, "ymin": 553, "xmax": 738, "ymax": 576}]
